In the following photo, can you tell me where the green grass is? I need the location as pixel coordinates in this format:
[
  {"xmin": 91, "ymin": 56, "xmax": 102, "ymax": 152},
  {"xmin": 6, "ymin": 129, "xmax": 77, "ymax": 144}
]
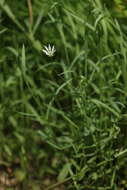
[{"xmin": 0, "ymin": 0, "xmax": 127, "ymax": 189}]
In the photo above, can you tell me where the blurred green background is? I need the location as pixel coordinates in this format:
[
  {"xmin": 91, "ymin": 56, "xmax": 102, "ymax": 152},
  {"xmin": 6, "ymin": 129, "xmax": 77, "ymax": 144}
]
[{"xmin": 0, "ymin": 0, "xmax": 127, "ymax": 189}]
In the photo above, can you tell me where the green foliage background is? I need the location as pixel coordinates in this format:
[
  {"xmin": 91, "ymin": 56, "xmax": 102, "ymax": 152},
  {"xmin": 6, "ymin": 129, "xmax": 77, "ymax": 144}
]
[{"xmin": 0, "ymin": 0, "xmax": 127, "ymax": 189}]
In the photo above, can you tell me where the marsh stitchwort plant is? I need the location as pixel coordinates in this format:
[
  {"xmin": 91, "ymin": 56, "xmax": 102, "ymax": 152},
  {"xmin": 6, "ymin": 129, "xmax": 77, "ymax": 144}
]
[{"xmin": 42, "ymin": 44, "xmax": 56, "ymax": 57}]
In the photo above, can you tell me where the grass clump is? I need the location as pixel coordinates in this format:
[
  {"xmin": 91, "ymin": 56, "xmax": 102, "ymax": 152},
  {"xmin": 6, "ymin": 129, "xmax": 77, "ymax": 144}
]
[{"xmin": 0, "ymin": 0, "xmax": 127, "ymax": 189}]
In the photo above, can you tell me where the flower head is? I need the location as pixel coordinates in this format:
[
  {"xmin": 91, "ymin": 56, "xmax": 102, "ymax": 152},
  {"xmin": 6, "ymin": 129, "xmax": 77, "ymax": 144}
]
[{"xmin": 42, "ymin": 44, "xmax": 56, "ymax": 57}]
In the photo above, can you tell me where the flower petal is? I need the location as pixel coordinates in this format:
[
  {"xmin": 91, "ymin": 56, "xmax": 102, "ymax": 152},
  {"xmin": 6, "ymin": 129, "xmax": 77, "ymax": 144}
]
[
  {"xmin": 44, "ymin": 46, "xmax": 49, "ymax": 51},
  {"xmin": 48, "ymin": 44, "xmax": 51, "ymax": 51},
  {"xmin": 52, "ymin": 46, "xmax": 55, "ymax": 52},
  {"xmin": 42, "ymin": 49, "xmax": 49, "ymax": 55}
]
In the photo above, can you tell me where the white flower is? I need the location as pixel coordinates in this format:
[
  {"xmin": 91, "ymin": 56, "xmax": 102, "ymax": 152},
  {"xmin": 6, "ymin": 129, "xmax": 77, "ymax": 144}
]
[{"xmin": 42, "ymin": 44, "xmax": 56, "ymax": 57}]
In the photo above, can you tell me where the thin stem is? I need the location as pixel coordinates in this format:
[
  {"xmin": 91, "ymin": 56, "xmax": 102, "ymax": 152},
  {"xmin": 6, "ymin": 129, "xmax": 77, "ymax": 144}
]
[
  {"xmin": 45, "ymin": 177, "xmax": 72, "ymax": 190},
  {"xmin": 27, "ymin": 0, "xmax": 33, "ymax": 26}
]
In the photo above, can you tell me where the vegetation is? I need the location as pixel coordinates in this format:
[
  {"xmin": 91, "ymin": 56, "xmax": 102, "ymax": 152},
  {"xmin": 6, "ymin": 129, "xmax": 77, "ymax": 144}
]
[{"xmin": 0, "ymin": 0, "xmax": 127, "ymax": 189}]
